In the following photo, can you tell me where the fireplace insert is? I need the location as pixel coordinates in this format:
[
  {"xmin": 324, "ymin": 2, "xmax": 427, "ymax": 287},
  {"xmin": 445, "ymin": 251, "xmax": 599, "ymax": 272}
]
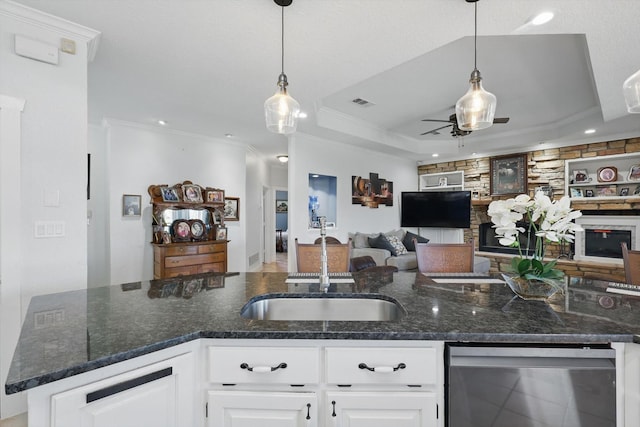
[{"xmin": 479, "ymin": 222, "xmax": 536, "ymax": 256}]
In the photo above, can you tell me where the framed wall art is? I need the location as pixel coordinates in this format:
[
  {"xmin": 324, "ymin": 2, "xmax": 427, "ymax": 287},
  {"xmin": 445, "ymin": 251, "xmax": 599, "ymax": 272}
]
[
  {"xmin": 224, "ymin": 197, "xmax": 240, "ymax": 221},
  {"xmin": 122, "ymin": 194, "xmax": 141, "ymax": 217},
  {"xmin": 490, "ymin": 153, "xmax": 528, "ymax": 196},
  {"xmin": 276, "ymin": 200, "xmax": 288, "ymax": 213}
]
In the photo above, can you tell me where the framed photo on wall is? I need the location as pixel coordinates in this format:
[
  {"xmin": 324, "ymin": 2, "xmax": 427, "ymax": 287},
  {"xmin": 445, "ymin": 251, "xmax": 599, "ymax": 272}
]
[
  {"xmin": 224, "ymin": 197, "xmax": 240, "ymax": 221},
  {"xmin": 490, "ymin": 153, "xmax": 528, "ymax": 196},
  {"xmin": 276, "ymin": 200, "xmax": 288, "ymax": 212},
  {"xmin": 122, "ymin": 194, "xmax": 141, "ymax": 217}
]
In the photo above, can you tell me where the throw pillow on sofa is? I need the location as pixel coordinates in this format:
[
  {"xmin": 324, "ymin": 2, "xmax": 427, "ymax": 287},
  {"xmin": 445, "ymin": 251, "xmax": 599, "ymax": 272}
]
[
  {"xmin": 369, "ymin": 234, "xmax": 405, "ymax": 257},
  {"xmin": 386, "ymin": 235, "xmax": 408, "ymax": 255},
  {"xmin": 350, "ymin": 232, "xmax": 379, "ymax": 249},
  {"xmin": 402, "ymin": 231, "xmax": 429, "ymax": 251}
]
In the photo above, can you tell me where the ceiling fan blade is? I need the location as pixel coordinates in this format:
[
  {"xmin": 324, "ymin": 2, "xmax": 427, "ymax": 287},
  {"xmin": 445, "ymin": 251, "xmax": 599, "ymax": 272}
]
[
  {"xmin": 493, "ymin": 117, "xmax": 510, "ymax": 123},
  {"xmin": 421, "ymin": 124, "xmax": 453, "ymax": 135},
  {"xmin": 421, "ymin": 119, "xmax": 453, "ymax": 123}
]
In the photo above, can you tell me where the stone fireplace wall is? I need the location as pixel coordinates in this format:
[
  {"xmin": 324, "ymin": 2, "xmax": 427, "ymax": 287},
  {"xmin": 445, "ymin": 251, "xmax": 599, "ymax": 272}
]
[{"xmin": 416, "ymin": 136, "xmax": 640, "ymax": 278}]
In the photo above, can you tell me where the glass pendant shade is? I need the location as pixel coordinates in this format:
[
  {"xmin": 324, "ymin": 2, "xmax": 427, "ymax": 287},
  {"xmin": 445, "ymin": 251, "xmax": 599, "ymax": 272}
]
[
  {"xmin": 265, "ymin": 73, "xmax": 300, "ymax": 134},
  {"xmin": 455, "ymin": 69, "xmax": 497, "ymax": 131},
  {"xmin": 623, "ymin": 69, "xmax": 640, "ymax": 113}
]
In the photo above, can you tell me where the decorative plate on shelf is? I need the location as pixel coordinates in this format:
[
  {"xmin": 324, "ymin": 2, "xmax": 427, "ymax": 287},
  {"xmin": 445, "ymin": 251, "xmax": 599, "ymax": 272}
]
[
  {"xmin": 190, "ymin": 219, "xmax": 206, "ymax": 240},
  {"xmin": 172, "ymin": 220, "xmax": 191, "ymax": 242},
  {"xmin": 597, "ymin": 166, "xmax": 618, "ymax": 182}
]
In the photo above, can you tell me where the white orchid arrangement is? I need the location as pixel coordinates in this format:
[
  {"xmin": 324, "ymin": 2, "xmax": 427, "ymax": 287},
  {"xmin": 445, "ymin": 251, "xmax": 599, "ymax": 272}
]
[{"xmin": 488, "ymin": 192, "xmax": 582, "ymax": 285}]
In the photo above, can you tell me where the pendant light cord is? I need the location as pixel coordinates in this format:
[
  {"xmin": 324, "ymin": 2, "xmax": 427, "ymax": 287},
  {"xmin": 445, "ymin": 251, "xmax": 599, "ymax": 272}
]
[
  {"xmin": 473, "ymin": 1, "xmax": 478, "ymax": 71},
  {"xmin": 281, "ymin": 6, "xmax": 285, "ymax": 75}
]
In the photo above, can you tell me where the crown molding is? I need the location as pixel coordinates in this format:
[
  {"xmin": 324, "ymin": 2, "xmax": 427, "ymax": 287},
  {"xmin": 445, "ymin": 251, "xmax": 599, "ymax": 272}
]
[{"xmin": 0, "ymin": 0, "xmax": 101, "ymax": 61}]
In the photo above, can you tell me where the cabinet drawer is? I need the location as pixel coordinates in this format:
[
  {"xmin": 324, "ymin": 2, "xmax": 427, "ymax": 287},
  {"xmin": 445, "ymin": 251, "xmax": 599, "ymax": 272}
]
[
  {"xmin": 326, "ymin": 347, "xmax": 437, "ymax": 385},
  {"xmin": 199, "ymin": 263, "xmax": 224, "ymax": 273},
  {"xmin": 164, "ymin": 265, "xmax": 199, "ymax": 278},
  {"xmin": 208, "ymin": 347, "xmax": 320, "ymax": 385},
  {"xmin": 163, "ymin": 245, "xmax": 199, "ymax": 256},
  {"xmin": 198, "ymin": 244, "xmax": 225, "ymax": 254},
  {"xmin": 165, "ymin": 253, "xmax": 223, "ymax": 268}
]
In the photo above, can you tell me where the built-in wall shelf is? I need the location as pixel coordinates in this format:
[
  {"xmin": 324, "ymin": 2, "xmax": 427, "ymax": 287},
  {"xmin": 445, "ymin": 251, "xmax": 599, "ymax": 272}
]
[
  {"xmin": 419, "ymin": 171, "xmax": 464, "ymax": 191},
  {"xmin": 565, "ymin": 152, "xmax": 640, "ymax": 201}
]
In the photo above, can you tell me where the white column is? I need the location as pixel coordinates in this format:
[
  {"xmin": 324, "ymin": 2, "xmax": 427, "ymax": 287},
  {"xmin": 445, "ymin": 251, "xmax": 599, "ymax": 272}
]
[{"xmin": 0, "ymin": 94, "xmax": 26, "ymax": 418}]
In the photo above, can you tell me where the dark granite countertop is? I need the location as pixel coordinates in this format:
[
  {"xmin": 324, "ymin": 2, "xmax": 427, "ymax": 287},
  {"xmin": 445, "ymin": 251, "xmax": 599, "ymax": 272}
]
[{"xmin": 6, "ymin": 271, "xmax": 640, "ymax": 394}]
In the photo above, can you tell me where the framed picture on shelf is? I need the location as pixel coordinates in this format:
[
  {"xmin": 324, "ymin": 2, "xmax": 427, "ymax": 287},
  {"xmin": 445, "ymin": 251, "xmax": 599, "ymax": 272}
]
[
  {"xmin": 224, "ymin": 197, "xmax": 240, "ymax": 221},
  {"xmin": 276, "ymin": 200, "xmax": 288, "ymax": 212},
  {"xmin": 585, "ymin": 189, "xmax": 595, "ymax": 197},
  {"xmin": 206, "ymin": 189, "xmax": 225, "ymax": 203},
  {"xmin": 122, "ymin": 194, "xmax": 141, "ymax": 217},
  {"xmin": 490, "ymin": 153, "xmax": 527, "ymax": 195},
  {"xmin": 161, "ymin": 186, "xmax": 179, "ymax": 202},
  {"xmin": 620, "ymin": 187, "xmax": 630, "ymax": 196},
  {"xmin": 216, "ymin": 226, "xmax": 227, "ymax": 241},
  {"xmin": 438, "ymin": 177, "xmax": 448, "ymax": 187},
  {"xmin": 182, "ymin": 184, "xmax": 203, "ymax": 203},
  {"xmin": 572, "ymin": 169, "xmax": 591, "ymax": 183},
  {"xmin": 628, "ymin": 164, "xmax": 640, "ymax": 181},
  {"xmin": 570, "ymin": 188, "xmax": 583, "ymax": 198},
  {"xmin": 596, "ymin": 185, "xmax": 617, "ymax": 197}
]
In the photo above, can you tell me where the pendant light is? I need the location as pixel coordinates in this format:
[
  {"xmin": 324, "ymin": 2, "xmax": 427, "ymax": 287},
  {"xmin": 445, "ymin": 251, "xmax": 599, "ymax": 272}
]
[
  {"xmin": 264, "ymin": 0, "xmax": 300, "ymax": 135},
  {"xmin": 623, "ymin": 69, "xmax": 640, "ymax": 113},
  {"xmin": 455, "ymin": 0, "xmax": 497, "ymax": 131}
]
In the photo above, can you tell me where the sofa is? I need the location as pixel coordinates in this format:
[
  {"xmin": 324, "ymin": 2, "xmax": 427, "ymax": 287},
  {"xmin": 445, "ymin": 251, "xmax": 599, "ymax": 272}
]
[{"xmin": 348, "ymin": 229, "xmax": 490, "ymax": 273}]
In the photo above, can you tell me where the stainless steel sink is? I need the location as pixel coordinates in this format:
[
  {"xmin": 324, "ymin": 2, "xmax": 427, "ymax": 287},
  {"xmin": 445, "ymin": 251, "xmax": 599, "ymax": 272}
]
[{"xmin": 240, "ymin": 294, "xmax": 406, "ymax": 321}]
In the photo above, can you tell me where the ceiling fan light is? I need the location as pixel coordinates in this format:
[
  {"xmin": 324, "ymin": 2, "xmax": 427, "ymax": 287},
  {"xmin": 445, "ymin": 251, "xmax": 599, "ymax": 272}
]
[
  {"xmin": 455, "ymin": 69, "xmax": 497, "ymax": 131},
  {"xmin": 623, "ymin": 68, "xmax": 640, "ymax": 113},
  {"xmin": 265, "ymin": 73, "xmax": 300, "ymax": 134}
]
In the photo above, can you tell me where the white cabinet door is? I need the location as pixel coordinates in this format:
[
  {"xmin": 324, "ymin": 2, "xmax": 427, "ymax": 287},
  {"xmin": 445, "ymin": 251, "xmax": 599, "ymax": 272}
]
[
  {"xmin": 207, "ymin": 390, "xmax": 317, "ymax": 427},
  {"xmin": 327, "ymin": 391, "xmax": 438, "ymax": 427},
  {"xmin": 51, "ymin": 352, "xmax": 194, "ymax": 427}
]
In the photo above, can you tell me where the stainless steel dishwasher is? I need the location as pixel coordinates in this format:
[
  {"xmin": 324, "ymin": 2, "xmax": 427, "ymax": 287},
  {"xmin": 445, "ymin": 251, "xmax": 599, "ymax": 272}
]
[{"xmin": 446, "ymin": 344, "xmax": 616, "ymax": 427}]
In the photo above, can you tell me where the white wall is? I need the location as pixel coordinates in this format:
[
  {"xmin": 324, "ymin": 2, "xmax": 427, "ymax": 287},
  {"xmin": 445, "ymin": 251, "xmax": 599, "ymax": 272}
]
[
  {"xmin": 101, "ymin": 121, "xmax": 248, "ymax": 284},
  {"xmin": 87, "ymin": 124, "xmax": 109, "ymax": 287},
  {"xmin": 245, "ymin": 150, "xmax": 269, "ymax": 270},
  {"xmin": 288, "ymin": 132, "xmax": 418, "ymax": 268},
  {"xmin": 0, "ymin": 1, "xmax": 99, "ymax": 417}
]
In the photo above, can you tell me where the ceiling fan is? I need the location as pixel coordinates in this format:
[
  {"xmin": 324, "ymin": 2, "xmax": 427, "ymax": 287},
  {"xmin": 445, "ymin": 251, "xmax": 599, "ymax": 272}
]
[{"xmin": 421, "ymin": 113, "xmax": 510, "ymax": 137}]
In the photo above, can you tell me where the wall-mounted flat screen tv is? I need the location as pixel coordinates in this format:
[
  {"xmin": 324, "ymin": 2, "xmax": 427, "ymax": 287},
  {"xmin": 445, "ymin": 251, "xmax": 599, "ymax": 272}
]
[{"xmin": 401, "ymin": 191, "xmax": 471, "ymax": 228}]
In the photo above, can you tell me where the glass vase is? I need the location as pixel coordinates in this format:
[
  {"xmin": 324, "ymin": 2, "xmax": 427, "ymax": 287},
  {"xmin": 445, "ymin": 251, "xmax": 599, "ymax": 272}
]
[{"xmin": 501, "ymin": 274, "xmax": 564, "ymax": 301}]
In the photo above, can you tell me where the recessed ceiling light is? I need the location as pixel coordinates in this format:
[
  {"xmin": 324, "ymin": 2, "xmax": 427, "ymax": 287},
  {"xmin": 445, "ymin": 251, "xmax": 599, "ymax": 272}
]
[
  {"xmin": 584, "ymin": 129, "xmax": 596, "ymax": 134},
  {"xmin": 225, "ymin": 133, "xmax": 233, "ymax": 138},
  {"xmin": 157, "ymin": 120, "xmax": 167, "ymax": 126},
  {"xmin": 432, "ymin": 153, "xmax": 439, "ymax": 158},
  {"xmin": 297, "ymin": 111, "xmax": 308, "ymax": 119},
  {"xmin": 311, "ymin": 174, "xmax": 319, "ymax": 178},
  {"xmin": 531, "ymin": 11, "xmax": 554, "ymax": 26},
  {"xmin": 276, "ymin": 154, "xmax": 289, "ymax": 163}
]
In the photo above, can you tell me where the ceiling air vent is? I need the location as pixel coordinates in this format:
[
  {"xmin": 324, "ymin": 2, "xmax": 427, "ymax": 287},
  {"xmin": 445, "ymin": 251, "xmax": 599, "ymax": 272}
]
[{"xmin": 351, "ymin": 98, "xmax": 375, "ymax": 107}]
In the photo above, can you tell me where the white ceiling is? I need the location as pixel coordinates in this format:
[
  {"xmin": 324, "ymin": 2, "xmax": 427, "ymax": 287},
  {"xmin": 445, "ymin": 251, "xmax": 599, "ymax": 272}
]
[{"xmin": 14, "ymin": 0, "xmax": 640, "ymax": 165}]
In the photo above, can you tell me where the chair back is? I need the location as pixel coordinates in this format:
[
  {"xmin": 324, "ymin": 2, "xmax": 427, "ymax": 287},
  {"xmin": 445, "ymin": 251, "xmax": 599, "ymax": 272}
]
[
  {"xmin": 313, "ymin": 236, "xmax": 342, "ymax": 245},
  {"xmin": 414, "ymin": 239, "xmax": 475, "ymax": 273},
  {"xmin": 622, "ymin": 242, "xmax": 640, "ymax": 285},
  {"xmin": 295, "ymin": 238, "xmax": 351, "ymax": 273}
]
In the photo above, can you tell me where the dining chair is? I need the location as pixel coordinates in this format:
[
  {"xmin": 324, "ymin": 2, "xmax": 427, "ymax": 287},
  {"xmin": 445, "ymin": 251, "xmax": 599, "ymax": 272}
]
[
  {"xmin": 295, "ymin": 238, "xmax": 352, "ymax": 273},
  {"xmin": 414, "ymin": 239, "xmax": 475, "ymax": 273},
  {"xmin": 621, "ymin": 242, "xmax": 640, "ymax": 285}
]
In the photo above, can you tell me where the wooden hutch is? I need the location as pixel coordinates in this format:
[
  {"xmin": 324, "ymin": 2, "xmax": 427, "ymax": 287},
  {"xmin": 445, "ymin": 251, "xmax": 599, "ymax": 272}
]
[{"xmin": 149, "ymin": 181, "xmax": 228, "ymax": 279}]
